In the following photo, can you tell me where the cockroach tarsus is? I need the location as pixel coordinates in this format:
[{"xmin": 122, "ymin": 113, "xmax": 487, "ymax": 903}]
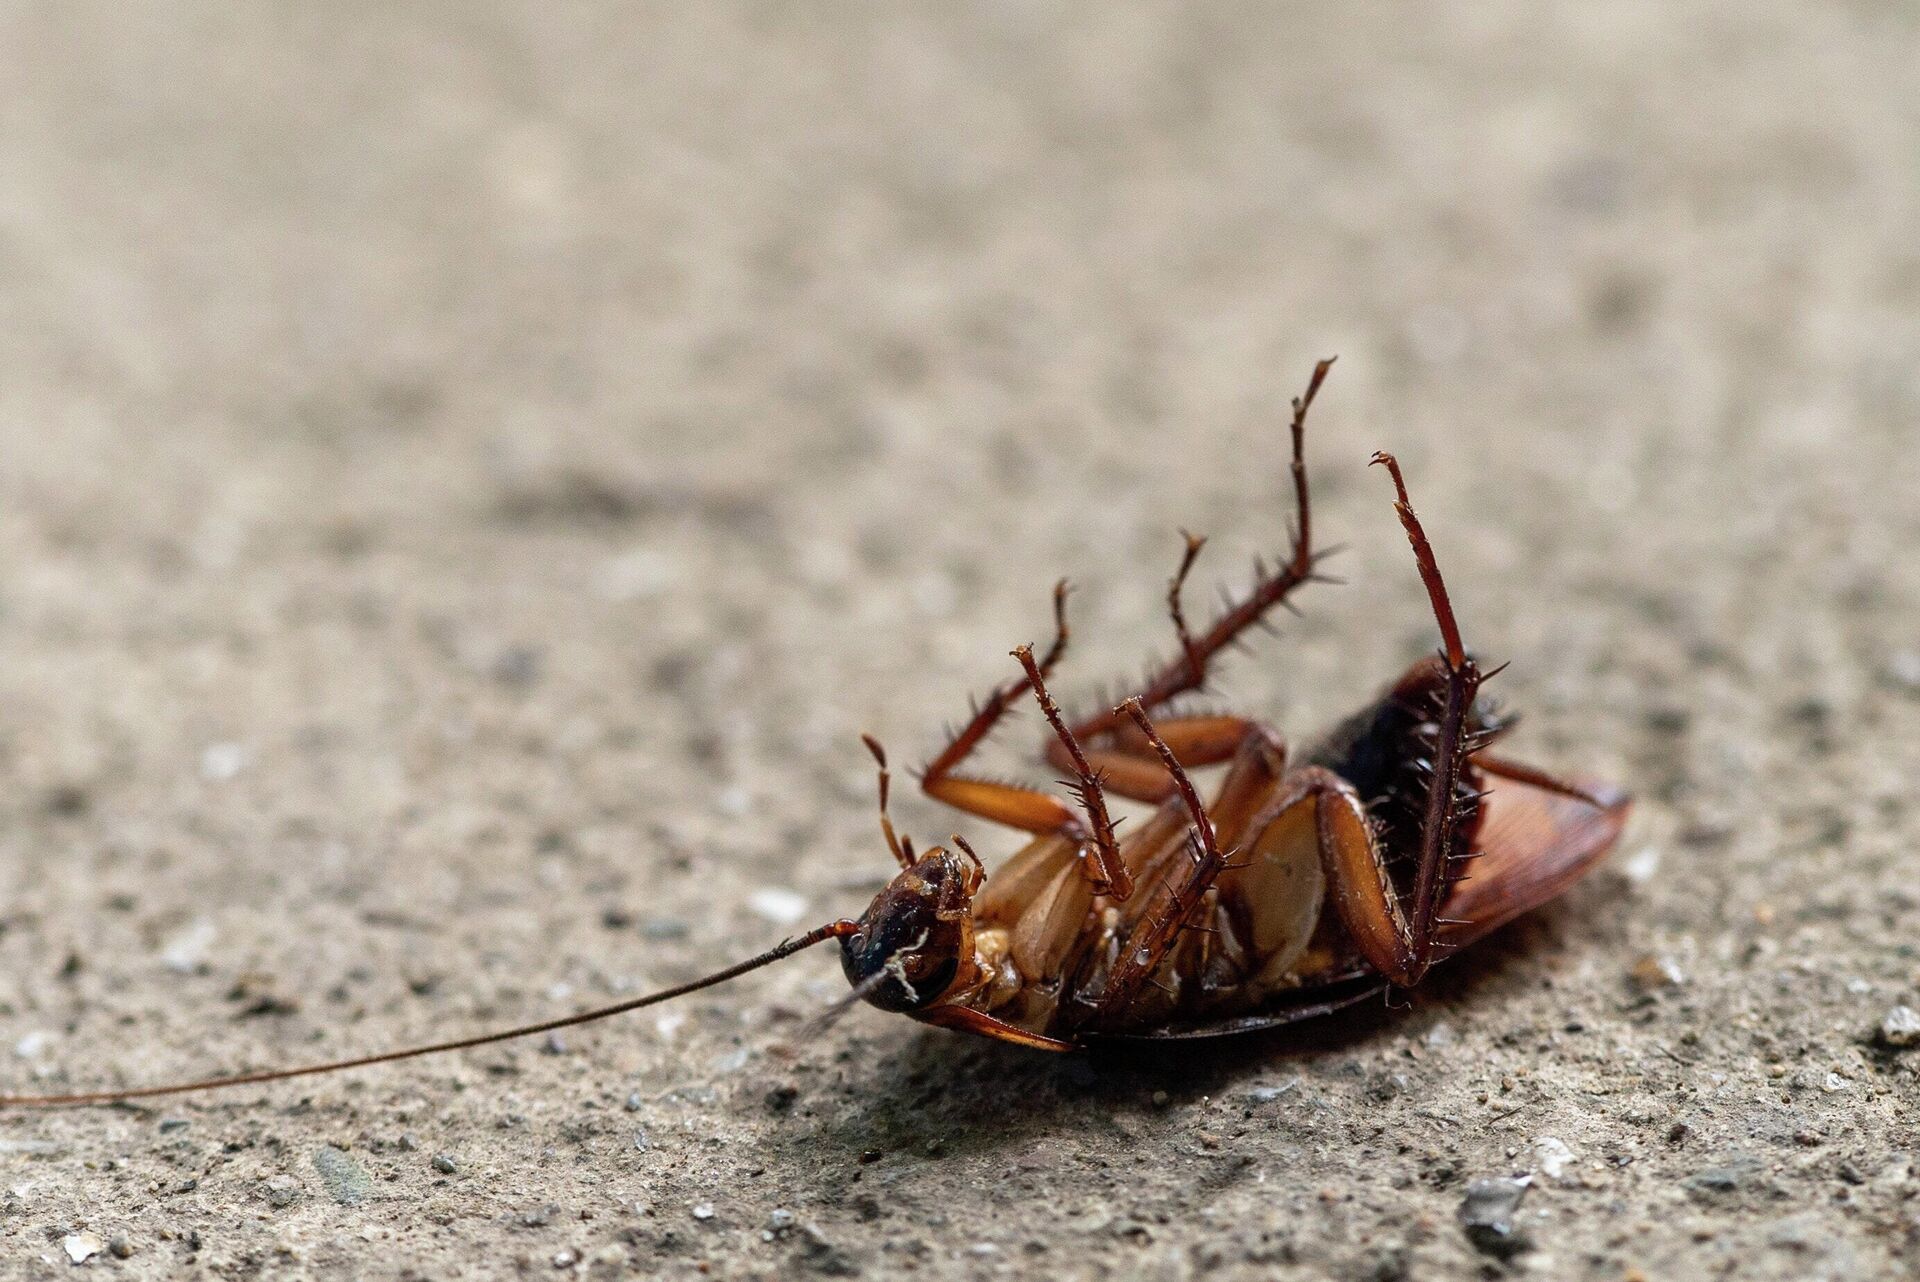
[{"xmin": 2, "ymin": 359, "xmax": 1629, "ymax": 1106}]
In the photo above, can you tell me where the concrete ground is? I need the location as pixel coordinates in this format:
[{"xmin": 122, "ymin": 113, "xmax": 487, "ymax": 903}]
[{"xmin": 1, "ymin": 4, "xmax": 1917, "ymax": 1279}]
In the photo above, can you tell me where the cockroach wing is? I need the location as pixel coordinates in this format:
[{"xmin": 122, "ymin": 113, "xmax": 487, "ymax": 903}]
[
  {"xmin": 1441, "ymin": 774, "xmax": 1630, "ymax": 946},
  {"xmin": 1081, "ymin": 974, "xmax": 1387, "ymax": 1042}
]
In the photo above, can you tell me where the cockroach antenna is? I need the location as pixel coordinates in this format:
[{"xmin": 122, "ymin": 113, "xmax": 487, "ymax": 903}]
[{"xmin": 0, "ymin": 921, "xmax": 858, "ymax": 1108}]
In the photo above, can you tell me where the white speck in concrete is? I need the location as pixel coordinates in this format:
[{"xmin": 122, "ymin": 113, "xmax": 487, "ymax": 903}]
[
  {"xmin": 161, "ymin": 920, "xmax": 218, "ymax": 973},
  {"xmin": 199, "ymin": 742, "xmax": 248, "ymax": 781},
  {"xmin": 747, "ymin": 887, "xmax": 809, "ymax": 925},
  {"xmin": 1621, "ymin": 846, "xmax": 1661, "ymax": 885},
  {"xmin": 1534, "ymin": 1136, "xmax": 1575, "ymax": 1181}
]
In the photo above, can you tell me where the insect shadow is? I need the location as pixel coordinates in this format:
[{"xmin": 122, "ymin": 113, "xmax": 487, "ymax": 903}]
[{"xmin": 794, "ymin": 905, "xmax": 1573, "ymax": 1165}]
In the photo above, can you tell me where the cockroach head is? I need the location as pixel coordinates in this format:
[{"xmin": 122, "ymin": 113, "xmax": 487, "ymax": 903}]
[{"xmin": 839, "ymin": 849, "xmax": 977, "ymax": 1012}]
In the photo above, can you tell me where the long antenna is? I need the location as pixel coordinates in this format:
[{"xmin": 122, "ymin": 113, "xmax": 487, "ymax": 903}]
[{"xmin": 0, "ymin": 920, "xmax": 858, "ymax": 1108}]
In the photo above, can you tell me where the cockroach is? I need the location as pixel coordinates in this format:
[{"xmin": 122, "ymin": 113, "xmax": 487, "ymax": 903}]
[{"xmin": 2, "ymin": 359, "xmax": 1628, "ymax": 1106}]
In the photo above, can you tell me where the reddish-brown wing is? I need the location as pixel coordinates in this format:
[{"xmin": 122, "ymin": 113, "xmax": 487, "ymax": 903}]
[{"xmin": 1442, "ymin": 773, "xmax": 1630, "ymax": 945}]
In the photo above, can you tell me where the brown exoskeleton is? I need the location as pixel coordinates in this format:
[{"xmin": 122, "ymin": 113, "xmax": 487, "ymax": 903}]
[{"xmin": 3, "ymin": 360, "xmax": 1627, "ymax": 1105}]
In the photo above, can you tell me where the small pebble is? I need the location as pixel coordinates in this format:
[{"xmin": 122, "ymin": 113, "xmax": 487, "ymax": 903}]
[
  {"xmin": 432, "ymin": 1154, "xmax": 458, "ymax": 1175},
  {"xmin": 1458, "ymin": 1176, "xmax": 1531, "ymax": 1257},
  {"xmin": 769, "ymin": 1208, "xmax": 796, "ymax": 1231},
  {"xmin": 1533, "ymin": 1136, "xmax": 1575, "ymax": 1181},
  {"xmin": 551, "ymin": 1248, "xmax": 576, "ymax": 1269},
  {"xmin": 542, "ymin": 1032, "xmax": 567, "ymax": 1056},
  {"xmin": 625, "ymin": 1091, "xmax": 644, "ymax": 1112},
  {"xmin": 312, "ymin": 1145, "xmax": 374, "ymax": 1206},
  {"xmin": 1878, "ymin": 1005, "xmax": 1920, "ymax": 1048},
  {"xmin": 63, "ymin": 1233, "xmax": 104, "ymax": 1264},
  {"xmin": 397, "ymin": 1133, "xmax": 419, "ymax": 1152},
  {"xmin": 1246, "ymin": 1079, "xmax": 1300, "ymax": 1104},
  {"xmin": 1629, "ymin": 954, "xmax": 1685, "ymax": 990},
  {"xmin": 1150, "ymin": 1090, "xmax": 1170, "ymax": 1108},
  {"xmin": 157, "ymin": 1117, "xmax": 190, "ymax": 1134},
  {"xmin": 108, "ymin": 1237, "xmax": 135, "ymax": 1260},
  {"xmin": 692, "ymin": 1202, "xmax": 716, "ymax": 1221}
]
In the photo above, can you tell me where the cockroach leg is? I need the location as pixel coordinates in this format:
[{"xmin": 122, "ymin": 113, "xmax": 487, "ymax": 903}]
[
  {"xmin": 1370, "ymin": 451, "xmax": 1466, "ymax": 671},
  {"xmin": 1121, "ymin": 700, "xmax": 1220, "ymax": 863},
  {"xmin": 861, "ymin": 734, "xmax": 915, "ymax": 870},
  {"xmin": 1013, "ymin": 644, "xmax": 1132, "ymax": 899},
  {"xmin": 1369, "ymin": 450, "xmax": 1483, "ymax": 982},
  {"xmin": 1066, "ymin": 357, "xmax": 1336, "ymax": 747},
  {"xmin": 1085, "ymin": 699, "xmax": 1234, "ymax": 1023},
  {"xmin": 1054, "ymin": 713, "xmax": 1259, "ymax": 804},
  {"xmin": 1197, "ymin": 719, "xmax": 1289, "ymax": 853},
  {"xmin": 1167, "ymin": 528, "xmax": 1210, "ymax": 687},
  {"xmin": 1276, "ymin": 765, "xmax": 1429, "ymax": 985},
  {"xmin": 1473, "ymin": 752, "xmax": 1614, "ymax": 811},
  {"xmin": 917, "ymin": 581, "xmax": 1091, "ymax": 837}
]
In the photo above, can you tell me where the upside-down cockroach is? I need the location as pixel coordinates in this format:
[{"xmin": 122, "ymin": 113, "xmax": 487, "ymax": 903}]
[{"xmin": 2, "ymin": 359, "xmax": 1628, "ymax": 1106}]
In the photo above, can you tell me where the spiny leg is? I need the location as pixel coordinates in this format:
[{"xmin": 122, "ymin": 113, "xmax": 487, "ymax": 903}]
[
  {"xmin": 1013, "ymin": 644, "xmax": 1131, "ymax": 899},
  {"xmin": 1067, "ymin": 358, "xmax": 1337, "ymax": 746},
  {"xmin": 1058, "ymin": 713, "xmax": 1264, "ymax": 804},
  {"xmin": 1474, "ymin": 753, "xmax": 1613, "ymax": 811},
  {"xmin": 860, "ymin": 734, "xmax": 915, "ymax": 870},
  {"xmin": 919, "ymin": 580, "xmax": 1087, "ymax": 837},
  {"xmin": 1087, "ymin": 699, "xmax": 1232, "ymax": 1023},
  {"xmin": 1167, "ymin": 528, "xmax": 1209, "ymax": 687},
  {"xmin": 1122, "ymin": 699, "xmax": 1220, "ymax": 861},
  {"xmin": 1366, "ymin": 450, "xmax": 1484, "ymax": 983},
  {"xmin": 1045, "ymin": 357, "xmax": 1334, "ymax": 796}
]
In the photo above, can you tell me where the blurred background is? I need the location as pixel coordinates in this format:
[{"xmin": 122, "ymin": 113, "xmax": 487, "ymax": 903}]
[{"xmin": 1, "ymin": 5, "xmax": 1916, "ymax": 1278}]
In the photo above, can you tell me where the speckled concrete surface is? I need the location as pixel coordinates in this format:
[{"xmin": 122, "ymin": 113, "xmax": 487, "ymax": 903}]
[{"xmin": 1, "ymin": 5, "xmax": 1917, "ymax": 1279}]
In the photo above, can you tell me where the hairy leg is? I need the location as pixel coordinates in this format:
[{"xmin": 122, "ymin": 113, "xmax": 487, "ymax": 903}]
[
  {"xmin": 1068, "ymin": 358, "xmax": 1336, "ymax": 747},
  {"xmin": 918, "ymin": 580, "xmax": 1088, "ymax": 836},
  {"xmin": 1051, "ymin": 713, "xmax": 1264, "ymax": 804}
]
